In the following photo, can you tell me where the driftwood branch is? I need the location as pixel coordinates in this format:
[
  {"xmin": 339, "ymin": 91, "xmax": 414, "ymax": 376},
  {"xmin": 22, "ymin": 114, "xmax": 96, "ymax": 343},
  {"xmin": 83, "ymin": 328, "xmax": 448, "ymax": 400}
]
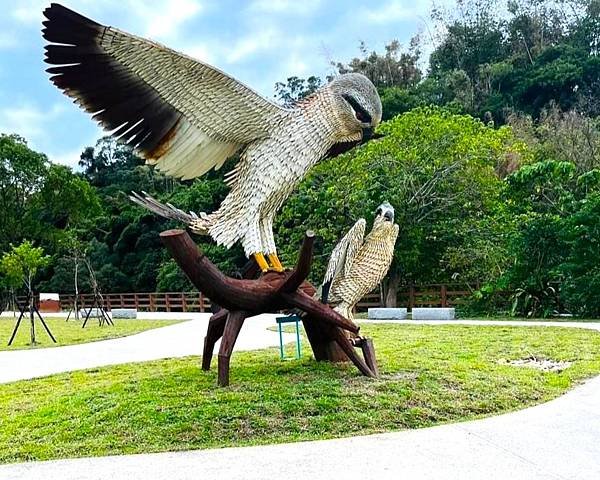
[{"xmin": 160, "ymin": 229, "xmax": 377, "ymax": 386}]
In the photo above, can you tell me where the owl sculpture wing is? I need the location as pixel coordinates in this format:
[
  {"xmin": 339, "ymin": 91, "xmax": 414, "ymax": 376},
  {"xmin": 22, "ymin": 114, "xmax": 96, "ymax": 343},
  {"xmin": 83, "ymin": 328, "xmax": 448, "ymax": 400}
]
[
  {"xmin": 323, "ymin": 209, "xmax": 399, "ymax": 321},
  {"xmin": 42, "ymin": 3, "xmax": 286, "ymax": 180},
  {"xmin": 321, "ymin": 218, "xmax": 367, "ymax": 304}
]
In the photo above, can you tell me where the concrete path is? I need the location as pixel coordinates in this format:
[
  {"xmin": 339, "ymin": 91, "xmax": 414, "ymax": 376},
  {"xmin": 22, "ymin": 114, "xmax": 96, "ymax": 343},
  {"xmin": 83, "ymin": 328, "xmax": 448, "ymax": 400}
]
[
  {"xmin": 1, "ymin": 370, "xmax": 599, "ymax": 479},
  {"xmin": 1, "ymin": 317, "xmax": 599, "ymax": 479},
  {"xmin": 0, "ymin": 313, "xmax": 293, "ymax": 384},
  {"xmin": 359, "ymin": 318, "xmax": 600, "ymax": 331}
]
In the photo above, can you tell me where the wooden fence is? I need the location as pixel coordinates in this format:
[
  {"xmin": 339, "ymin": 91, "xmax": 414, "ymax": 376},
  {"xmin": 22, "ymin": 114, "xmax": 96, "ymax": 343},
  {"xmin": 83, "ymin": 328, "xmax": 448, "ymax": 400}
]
[
  {"xmin": 31, "ymin": 283, "xmax": 475, "ymax": 313},
  {"xmin": 356, "ymin": 283, "xmax": 476, "ymax": 311},
  {"xmin": 57, "ymin": 292, "xmax": 211, "ymax": 313}
]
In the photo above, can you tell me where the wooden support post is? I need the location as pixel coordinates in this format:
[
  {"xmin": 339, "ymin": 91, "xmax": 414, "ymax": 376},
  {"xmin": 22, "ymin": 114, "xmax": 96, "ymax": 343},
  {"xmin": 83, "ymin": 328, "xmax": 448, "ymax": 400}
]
[
  {"xmin": 359, "ymin": 337, "xmax": 379, "ymax": 377},
  {"xmin": 217, "ymin": 311, "xmax": 246, "ymax": 387},
  {"xmin": 202, "ymin": 309, "xmax": 228, "ymax": 371},
  {"xmin": 441, "ymin": 284, "xmax": 447, "ymax": 308}
]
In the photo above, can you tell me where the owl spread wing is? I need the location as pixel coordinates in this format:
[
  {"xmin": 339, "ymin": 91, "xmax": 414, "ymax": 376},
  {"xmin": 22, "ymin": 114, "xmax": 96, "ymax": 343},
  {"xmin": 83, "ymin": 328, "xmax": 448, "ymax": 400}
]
[
  {"xmin": 43, "ymin": 3, "xmax": 287, "ymax": 180},
  {"xmin": 321, "ymin": 218, "xmax": 366, "ymax": 303}
]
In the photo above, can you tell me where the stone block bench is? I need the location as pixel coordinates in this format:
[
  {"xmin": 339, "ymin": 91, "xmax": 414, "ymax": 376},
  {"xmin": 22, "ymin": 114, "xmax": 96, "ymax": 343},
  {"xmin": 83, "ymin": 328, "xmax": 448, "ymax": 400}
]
[
  {"xmin": 111, "ymin": 308, "xmax": 137, "ymax": 319},
  {"xmin": 368, "ymin": 308, "xmax": 408, "ymax": 320},
  {"xmin": 412, "ymin": 307, "xmax": 455, "ymax": 320},
  {"xmin": 79, "ymin": 308, "xmax": 104, "ymax": 318}
]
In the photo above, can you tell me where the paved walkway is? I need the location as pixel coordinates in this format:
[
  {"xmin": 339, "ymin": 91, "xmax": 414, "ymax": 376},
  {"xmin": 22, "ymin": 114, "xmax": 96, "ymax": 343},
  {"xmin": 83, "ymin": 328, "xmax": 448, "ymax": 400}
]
[
  {"xmin": 1, "ymin": 318, "xmax": 599, "ymax": 479},
  {"xmin": 360, "ymin": 318, "xmax": 600, "ymax": 331},
  {"xmin": 0, "ymin": 313, "xmax": 293, "ymax": 384},
  {"xmin": 1, "ymin": 372, "xmax": 598, "ymax": 479}
]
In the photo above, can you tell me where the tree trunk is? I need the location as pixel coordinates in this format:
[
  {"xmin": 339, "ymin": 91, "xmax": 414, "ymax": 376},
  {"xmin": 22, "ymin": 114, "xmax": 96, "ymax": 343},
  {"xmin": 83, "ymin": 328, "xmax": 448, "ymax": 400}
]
[
  {"xmin": 383, "ymin": 271, "xmax": 400, "ymax": 307},
  {"xmin": 29, "ymin": 285, "xmax": 36, "ymax": 345},
  {"xmin": 74, "ymin": 259, "xmax": 79, "ymax": 320}
]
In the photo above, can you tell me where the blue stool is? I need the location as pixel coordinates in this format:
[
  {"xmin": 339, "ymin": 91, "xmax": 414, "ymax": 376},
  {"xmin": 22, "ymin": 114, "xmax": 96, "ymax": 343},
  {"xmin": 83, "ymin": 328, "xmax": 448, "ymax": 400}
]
[{"xmin": 275, "ymin": 314, "xmax": 302, "ymax": 360}]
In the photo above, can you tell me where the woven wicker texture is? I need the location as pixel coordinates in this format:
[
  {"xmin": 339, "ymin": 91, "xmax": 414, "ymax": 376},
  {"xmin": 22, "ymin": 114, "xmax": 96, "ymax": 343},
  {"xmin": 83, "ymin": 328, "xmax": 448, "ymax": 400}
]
[{"xmin": 43, "ymin": 4, "xmax": 383, "ymax": 258}]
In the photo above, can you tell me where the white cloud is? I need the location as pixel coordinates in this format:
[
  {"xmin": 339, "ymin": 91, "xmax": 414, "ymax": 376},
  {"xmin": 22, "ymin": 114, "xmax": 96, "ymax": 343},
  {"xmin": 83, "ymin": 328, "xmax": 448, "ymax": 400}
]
[
  {"xmin": 125, "ymin": 0, "xmax": 203, "ymax": 40},
  {"xmin": 183, "ymin": 43, "xmax": 216, "ymax": 64},
  {"xmin": 0, "ymin": 103, "xmax": 65, "ymax": 143},
  {"xmin": 363, "ymin": 1, "xmax": 414, "ymax": 23},
  {"xmin": 0, "ymin": 32, "xmax": 18, "ymax": 50},
  {"xmin": 248, "ymin": 0, "xmax": 321, "ymax": 15},
  {"xmin": 11, "ymin": 0, "xmax": 203, "ymax": 42},
  {"xmin": 11, "ymin": 0, "xmax": 47, "ymax": 25},
  {"xmin": 48, "ymin": 147, "xmax": 85, "ymax": 169},
  {"xmin": 0, "ymin": 102, "xmax": 100, "ymax": 168},
  {"xmin": 225, "ymin": 28, "xmax": 280, "ymax": 63}
]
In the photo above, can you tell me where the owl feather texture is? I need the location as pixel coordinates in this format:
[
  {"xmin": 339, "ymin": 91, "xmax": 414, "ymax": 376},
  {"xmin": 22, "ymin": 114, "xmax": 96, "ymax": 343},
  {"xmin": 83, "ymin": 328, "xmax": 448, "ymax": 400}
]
[
  {"xmin": 322, "ymin": 203, "xmax": 399, "ymax": 321},
  {"xmin": 42, "ymin": 3, "xmax": 383, "ymax": 272}
]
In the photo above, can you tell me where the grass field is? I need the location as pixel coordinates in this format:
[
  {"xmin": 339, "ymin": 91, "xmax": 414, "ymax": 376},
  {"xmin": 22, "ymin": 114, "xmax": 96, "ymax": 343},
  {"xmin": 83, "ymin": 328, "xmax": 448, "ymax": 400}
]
[
  {"xmin": 1, "ymin": 323, "xmax": 599, "ymax": 463},
  {"xmin": 0, "ymin": 317, "xmax": 182, "ymax": 351}
]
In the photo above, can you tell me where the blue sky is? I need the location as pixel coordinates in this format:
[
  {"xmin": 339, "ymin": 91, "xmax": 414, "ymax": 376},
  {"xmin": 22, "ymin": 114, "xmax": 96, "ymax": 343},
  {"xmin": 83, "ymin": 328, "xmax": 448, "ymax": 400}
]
[{"xmin": 0, "ymin": 0, "xmax": 444, "ymax": 168}]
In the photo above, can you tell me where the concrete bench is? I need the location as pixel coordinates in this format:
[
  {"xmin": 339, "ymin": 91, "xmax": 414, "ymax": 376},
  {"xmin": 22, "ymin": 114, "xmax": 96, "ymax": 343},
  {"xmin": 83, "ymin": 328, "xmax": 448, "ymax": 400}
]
[
  {"xmin": 412, "ymin": 307, "xmax": 455, "ymax": 320},
  {"xmin": 79, "ymin": 308, "xmax": 103, "ymax": 318},
  {"xmin": 368, "ymin": 308, "xmax": 408, "ymax": 320},
  {"xmin": 111, "ymin": 308, "xmax": 137, "ymax": 319}
]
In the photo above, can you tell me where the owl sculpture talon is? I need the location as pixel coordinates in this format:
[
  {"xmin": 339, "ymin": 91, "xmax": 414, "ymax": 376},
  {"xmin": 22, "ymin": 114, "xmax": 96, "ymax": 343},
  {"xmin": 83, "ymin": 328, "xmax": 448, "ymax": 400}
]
[
  {"xmin": 253, "ymin": 253, "xmax": 270, "ymax": 272},
  {"xmin": 267, "ymin": 254, "xmax": 285, "ymax": 273}
]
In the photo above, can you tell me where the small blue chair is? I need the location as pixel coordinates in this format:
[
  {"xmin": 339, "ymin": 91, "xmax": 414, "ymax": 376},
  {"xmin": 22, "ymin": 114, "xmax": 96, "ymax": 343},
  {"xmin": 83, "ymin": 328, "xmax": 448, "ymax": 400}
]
[{"xmin": 275, "ymin": 314, "xmax": 302, "ymax": 360}]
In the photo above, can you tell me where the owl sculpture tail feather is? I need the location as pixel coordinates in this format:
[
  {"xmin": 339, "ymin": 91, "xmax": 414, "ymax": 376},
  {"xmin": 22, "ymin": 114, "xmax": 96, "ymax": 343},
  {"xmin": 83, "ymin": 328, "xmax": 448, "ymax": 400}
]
[{"xmin": 129, "ymin": 191, "xmax": 209, "ymax": 234}]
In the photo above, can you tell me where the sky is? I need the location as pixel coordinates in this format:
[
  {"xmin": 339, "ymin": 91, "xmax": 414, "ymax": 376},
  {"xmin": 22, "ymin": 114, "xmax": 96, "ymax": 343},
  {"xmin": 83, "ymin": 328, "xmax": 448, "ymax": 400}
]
[{"xmin": 0, "ymin": 0, "xmax": 444, "ymax": 168}]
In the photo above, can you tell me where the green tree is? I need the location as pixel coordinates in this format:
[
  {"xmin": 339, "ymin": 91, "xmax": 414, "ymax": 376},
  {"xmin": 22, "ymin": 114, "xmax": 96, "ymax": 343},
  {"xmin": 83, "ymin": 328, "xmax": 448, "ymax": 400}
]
[
  {"xmin": 334, "ymin": 39, "xmax": 422, "ymax": 89},
  {"xmin": 277, "ymin": 107, "xmax": 522, "ymax": 304},
  {"xmin": 559, "ymin": 193, "xmax": 600, "ymax": 317},
  {"xmin": 484, "ymin": 160, "xmax": 600, "ymax": 317},
  {"xmin": 0, "ymin": 241, "xmax": 51, "ymax": 295},
  {"xmin": 0, "ymin": 135, "xmax": 47, "ymax": 250},
  {"xmin": 274, "ymin": 76, "xmax": 325, "ymax": 107}
]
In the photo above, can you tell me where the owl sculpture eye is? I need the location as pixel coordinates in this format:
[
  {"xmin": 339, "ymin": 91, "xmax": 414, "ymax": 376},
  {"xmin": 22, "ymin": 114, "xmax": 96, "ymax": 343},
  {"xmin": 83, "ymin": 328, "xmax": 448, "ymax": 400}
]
[{"xmin": 342, "ymin": 94, "xmax": 372, "ymax": 124}]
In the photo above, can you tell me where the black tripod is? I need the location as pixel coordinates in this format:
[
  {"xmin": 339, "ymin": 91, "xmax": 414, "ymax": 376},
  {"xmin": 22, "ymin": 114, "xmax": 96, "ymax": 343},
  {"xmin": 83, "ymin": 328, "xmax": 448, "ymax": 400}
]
[
  {"xmin": 7, "ymin": 292, "xmax": 57, "ymax": 346},
  {"xmin": 81, "ymin": 291, "xmax": 113, "ymax": 328},
  {"xmin": 65, "ymin": 293, "xmax": 82, "ymax": 321},
  {"xmin": 81, "ymin": 258, "xmax": 113, "ymax": 328}
]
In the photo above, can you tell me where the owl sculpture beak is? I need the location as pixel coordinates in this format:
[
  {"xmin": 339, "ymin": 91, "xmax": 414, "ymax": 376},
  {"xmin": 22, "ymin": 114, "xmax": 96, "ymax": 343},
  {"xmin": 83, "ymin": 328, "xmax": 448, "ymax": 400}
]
[
  {"xmin": 362, "ymin": 127, "xmax": 384, "ymax": 141},
  {"xmin": 376, "ymin": 202, "xmax": 395, "ymax": 222}
]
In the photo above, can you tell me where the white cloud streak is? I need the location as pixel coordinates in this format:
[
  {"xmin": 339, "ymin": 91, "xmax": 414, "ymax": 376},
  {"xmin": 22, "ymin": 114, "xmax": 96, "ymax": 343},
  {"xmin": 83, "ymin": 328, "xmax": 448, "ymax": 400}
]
[
  {"xmin": 0, "ymin": 103, "xmax": 65, "ymax": 143},
  {"xmin": 248, "ymin": 0, "xmax": 321, "ymax": 15},
  {"xmin": 362, "ymin": 1, "xmax": 415, "ymax": 24}
]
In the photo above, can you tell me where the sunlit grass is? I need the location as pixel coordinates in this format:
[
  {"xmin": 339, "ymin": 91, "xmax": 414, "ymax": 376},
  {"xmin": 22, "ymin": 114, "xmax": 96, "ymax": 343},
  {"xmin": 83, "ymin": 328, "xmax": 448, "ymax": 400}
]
[
  {"xmin": 1, "ymin": 324, "xmax": 599, "ymax": 463},
  {"xmin": 0, "ymin": 317, "xmax": 182, "ymax": 351}
]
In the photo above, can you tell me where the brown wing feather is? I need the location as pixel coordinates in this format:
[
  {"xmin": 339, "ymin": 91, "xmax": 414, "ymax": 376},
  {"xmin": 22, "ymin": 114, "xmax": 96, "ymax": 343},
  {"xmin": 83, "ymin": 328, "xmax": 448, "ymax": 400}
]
[{"xmin": 42, "ymin": 3, "xmax": 285, "ymax": 180}]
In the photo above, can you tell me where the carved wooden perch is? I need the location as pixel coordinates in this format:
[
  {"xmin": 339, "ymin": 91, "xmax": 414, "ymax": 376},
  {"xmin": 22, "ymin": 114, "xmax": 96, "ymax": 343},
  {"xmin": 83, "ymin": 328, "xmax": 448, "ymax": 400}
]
[{"xmin": 160, "ymin": 229, "xmax": 379, "ymax": 386}]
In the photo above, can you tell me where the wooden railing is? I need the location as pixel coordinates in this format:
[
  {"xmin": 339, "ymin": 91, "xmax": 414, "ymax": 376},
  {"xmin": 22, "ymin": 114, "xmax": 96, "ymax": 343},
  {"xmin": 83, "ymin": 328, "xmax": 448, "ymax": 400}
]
[
  {"xmin": 355, "ymin": 283, "xmax": 476, "ymax": 311},
  {"xmin": 18, "ymin": 283, "xmax": 473, "ymax": 313},
  {"xmin": 57, "ymin": 292, "xmax": 211, "ymax": 313}
]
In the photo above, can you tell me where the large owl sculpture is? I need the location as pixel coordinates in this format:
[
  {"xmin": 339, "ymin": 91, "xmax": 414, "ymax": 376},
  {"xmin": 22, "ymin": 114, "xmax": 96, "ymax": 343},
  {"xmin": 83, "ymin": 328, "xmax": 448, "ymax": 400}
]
[
  {"xmin": 321, "ymin": 203, "xmax": 399, "ymax": 321},
  {"xmin": 42, "ymin": 4, "xmax": 383, "ymax": 272}
]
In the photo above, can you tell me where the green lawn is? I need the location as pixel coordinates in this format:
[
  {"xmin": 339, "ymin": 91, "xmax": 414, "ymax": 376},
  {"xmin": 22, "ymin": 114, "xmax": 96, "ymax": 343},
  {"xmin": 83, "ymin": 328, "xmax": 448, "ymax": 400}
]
[
  {"xmin": 1, "ymin": 324, "xmax": 599, "ymax": 463},
  {"xmin": 354, "ymin": 312, "xmax": 600, "ymax": 322},
  {"xmin": 0, "ymin": 317, "xmax": 182, "ymax": 351}
]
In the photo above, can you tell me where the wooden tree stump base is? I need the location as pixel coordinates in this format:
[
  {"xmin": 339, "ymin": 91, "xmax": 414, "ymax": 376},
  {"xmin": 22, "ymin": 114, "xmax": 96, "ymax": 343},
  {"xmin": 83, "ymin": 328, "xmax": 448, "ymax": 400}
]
[{"xmin": 160, "ymin": 229, "xmax": 379, "ymax": 386}]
